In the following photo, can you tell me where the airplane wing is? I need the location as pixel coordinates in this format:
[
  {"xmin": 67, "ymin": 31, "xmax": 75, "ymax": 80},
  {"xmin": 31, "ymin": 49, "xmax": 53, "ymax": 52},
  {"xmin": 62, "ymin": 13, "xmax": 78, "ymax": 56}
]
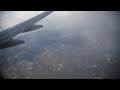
[
  {"xmin": 0, "ymin": 39, "xmax": 25, "ymax": 49},
  {"xmin": 21, "ymin": 25, "xmax": 44, "ymax": 33},
  {"xmin": 0, "ymin": 11, "xmax": 53, "ymax": 48}
]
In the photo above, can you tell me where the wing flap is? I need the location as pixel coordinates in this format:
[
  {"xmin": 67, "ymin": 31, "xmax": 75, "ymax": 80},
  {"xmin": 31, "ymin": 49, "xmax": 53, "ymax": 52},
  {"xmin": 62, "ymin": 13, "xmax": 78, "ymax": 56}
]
[
  {"xmin": 22, "ymin": 25, "xmax": 43, "ymax": 33},
  {"xmin": 0, "ymin": 39, "xmax": 25, "ymax": 49}
]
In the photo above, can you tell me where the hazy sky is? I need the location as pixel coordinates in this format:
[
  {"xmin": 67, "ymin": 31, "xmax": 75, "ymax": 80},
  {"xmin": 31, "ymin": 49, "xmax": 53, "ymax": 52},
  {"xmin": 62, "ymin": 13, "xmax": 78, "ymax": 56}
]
[{"xmin": 0, "ymin": 11, "xmax": 120, "ymax": 79}]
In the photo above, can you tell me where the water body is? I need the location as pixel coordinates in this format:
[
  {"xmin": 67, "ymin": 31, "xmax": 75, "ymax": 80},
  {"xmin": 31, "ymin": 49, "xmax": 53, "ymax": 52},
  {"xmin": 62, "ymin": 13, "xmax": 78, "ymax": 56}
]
[{"xmin": 0, "ymin": 11, "xmax": 120, "ymax": 79}]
